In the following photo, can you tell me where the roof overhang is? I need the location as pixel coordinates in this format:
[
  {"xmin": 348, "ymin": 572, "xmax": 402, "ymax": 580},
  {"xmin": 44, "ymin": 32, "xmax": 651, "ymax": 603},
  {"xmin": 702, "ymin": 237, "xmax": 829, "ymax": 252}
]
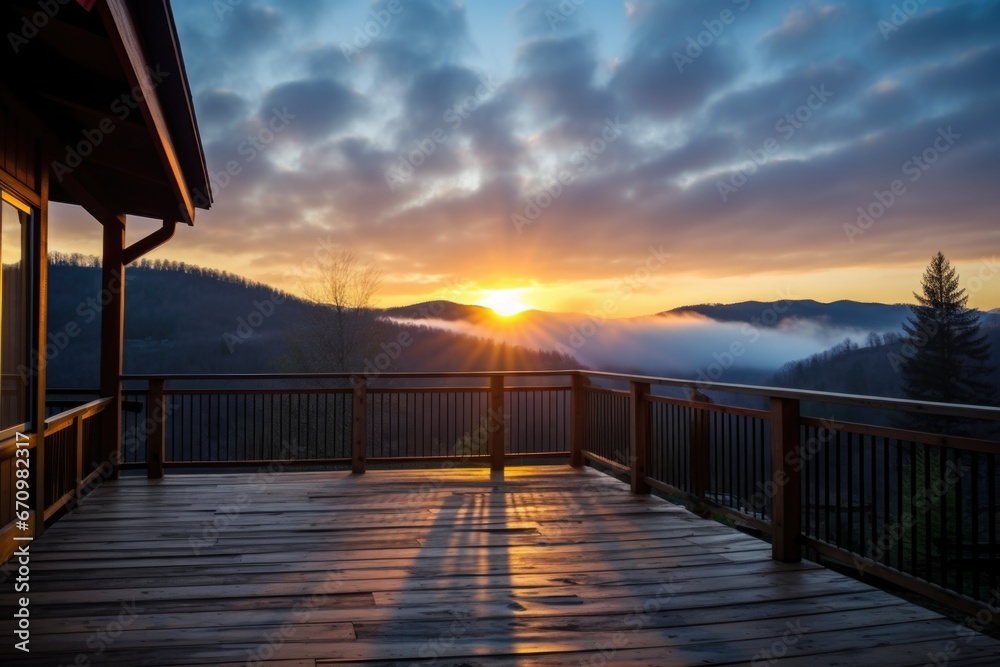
[{"xmin": 0, "ymin": 0, "xmax": 211, "ymax": 224}]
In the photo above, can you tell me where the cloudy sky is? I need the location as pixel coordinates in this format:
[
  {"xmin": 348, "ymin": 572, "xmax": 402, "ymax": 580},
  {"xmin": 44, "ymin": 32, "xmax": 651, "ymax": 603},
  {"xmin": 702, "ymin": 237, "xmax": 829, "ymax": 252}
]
[{"xmin": 51, "ymin": 0, "xmax": 1000, "ymax": 316}]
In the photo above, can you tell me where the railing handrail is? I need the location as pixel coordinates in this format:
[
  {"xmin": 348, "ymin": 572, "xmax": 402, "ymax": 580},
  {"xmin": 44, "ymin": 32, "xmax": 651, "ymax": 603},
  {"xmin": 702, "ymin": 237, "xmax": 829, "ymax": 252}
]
[
  {"xmin": 117, "ymin": 370, "xmax": 1000, "ymax": 421},
  {"xmin": 0, "ymin": 423, "xmax": 30, "ymax": 445},
  {"xmin": 120, "ymin": 370, "xmax": 575, "ymax": 381},
  {"xmin": 581, "ymin": 370, "xmax": 1000, "ymax": 420},
  {"xmin": 43, "ymin": 397, "xmax": 113, "ymax": 436}
]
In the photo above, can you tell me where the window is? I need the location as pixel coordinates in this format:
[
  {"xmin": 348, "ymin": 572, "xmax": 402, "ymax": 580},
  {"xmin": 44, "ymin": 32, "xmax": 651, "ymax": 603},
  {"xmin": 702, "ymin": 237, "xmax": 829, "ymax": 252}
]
[{"xmin": 1, "ymin": 190, "xmax": 31, "ymax": 431}]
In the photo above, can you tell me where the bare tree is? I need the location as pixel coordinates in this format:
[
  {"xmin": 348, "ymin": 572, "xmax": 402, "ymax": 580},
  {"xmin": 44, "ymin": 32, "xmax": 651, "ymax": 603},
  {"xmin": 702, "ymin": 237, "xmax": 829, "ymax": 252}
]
[{"xmin": 288, "ymin": 250, "xmax": 390, "ymax": 372}]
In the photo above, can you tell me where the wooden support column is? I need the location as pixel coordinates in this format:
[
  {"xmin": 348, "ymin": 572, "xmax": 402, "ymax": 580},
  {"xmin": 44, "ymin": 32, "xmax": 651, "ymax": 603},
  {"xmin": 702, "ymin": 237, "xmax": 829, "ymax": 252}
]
[
  {"xmin": 29, "ymin": 169, "xmax": 49, "ymax": 537},
  {"xmin": 629, "ymin": 381, "xmax": 650, "ymax": 495},
  {"xmin": 100, "ymin": 215, "xmax": 126, "ymax": 479},
  {"xmin": 351, "ymin": 377, "xmax": 367, "ymax": 474},
  {"xmin": 489, "ymin": 375, "xmax": 505, "ymax": 472},
  {"xmin": 569, "ymin": 373, "xmax": 587, "ymax": 468},
  {"xmin": 770, "ymin": 396, "xmax": 802, "ymax": 562},
  {"xmin": 147, "ymin": 378, "xmax": 166, "ymax": 479}
]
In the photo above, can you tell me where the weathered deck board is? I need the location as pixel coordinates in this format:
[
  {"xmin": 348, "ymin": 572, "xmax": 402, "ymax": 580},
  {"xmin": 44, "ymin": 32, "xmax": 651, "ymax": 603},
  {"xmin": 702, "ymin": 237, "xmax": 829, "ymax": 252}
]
[{"xmin": 2, "ymin": 466, "xmax": 998, "ymax": 666}]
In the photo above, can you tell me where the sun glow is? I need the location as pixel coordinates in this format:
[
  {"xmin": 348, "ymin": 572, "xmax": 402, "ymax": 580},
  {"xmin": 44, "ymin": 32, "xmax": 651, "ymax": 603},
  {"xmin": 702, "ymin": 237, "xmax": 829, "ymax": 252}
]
[{"xmin": 478, "ymin": 289, "xmax": 531, "ymax": 317}]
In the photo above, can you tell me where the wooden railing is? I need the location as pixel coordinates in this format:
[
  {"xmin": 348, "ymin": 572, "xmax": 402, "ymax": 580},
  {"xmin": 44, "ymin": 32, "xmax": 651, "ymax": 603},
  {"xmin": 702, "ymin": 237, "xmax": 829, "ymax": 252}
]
[
  {"xmin": 117, "ymin": 373, "xmax": 573, "ymax": 472},
  {"xmin": 0, "ymin": 397, "xmax": 111, "ymax": 561},
  {"xmin": 40, "ymin": 398, "xmax": 113, "ymax": 520},
  {"xmin": 577, "ymin": 370, "xmax": 1000, "ymax": 623},
  {"xmin": 0, "ymin": 424, "xmax": 30, "ymax": 564},
  {"xmin": 52, "ymin": 371, "xmax": 1000, "ymax": 622}
]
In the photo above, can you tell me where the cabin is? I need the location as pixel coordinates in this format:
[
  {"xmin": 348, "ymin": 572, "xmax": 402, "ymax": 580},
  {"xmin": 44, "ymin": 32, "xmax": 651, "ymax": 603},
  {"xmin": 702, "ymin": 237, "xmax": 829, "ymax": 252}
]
[
  {"xmin": 0, "ymin": 0, "xmax": 210, "ymax": 559},
  {"xmin": 2, "ymin": 1, "xmax": 1000, "ymax": 664}
]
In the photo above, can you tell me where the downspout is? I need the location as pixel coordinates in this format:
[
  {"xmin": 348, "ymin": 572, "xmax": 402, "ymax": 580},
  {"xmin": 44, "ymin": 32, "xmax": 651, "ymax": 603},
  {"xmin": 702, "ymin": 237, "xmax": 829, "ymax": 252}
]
[{"xmin": 123, "ymin": 219, "xmax": 177, "ymax": 265}]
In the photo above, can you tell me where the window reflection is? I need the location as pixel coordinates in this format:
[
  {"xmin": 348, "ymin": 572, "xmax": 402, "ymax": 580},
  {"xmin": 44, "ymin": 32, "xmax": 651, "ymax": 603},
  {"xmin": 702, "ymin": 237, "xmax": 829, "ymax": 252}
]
[{"xmin": 1, "ymin": 194, "xmax": 30, "ymax": 431}]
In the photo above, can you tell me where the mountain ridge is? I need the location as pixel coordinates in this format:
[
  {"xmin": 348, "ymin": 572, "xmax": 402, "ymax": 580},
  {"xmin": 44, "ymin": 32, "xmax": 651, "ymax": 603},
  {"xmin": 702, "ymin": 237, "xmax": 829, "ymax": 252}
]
[
  {"xmin": 389, "ymin": 297, "xmax": 944, "ymax": 326},
  {"xmin": 44, "ymin": 257, "xmax": 999, "ymax": 393},
  {"xmin": 45, "ymin": 261, "xmax": 577, "ymax": 386},
  {"xmin": 660, "ymin": 299, "xmax": 914, "ymax": 331}
]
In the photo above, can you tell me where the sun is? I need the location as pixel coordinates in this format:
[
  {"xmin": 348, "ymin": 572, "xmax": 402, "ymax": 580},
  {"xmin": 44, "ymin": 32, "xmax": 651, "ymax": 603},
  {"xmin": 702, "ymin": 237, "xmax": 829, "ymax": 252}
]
[{"xmin": 478, "ymin": 289, "xmax": 530, "ymax": 317}]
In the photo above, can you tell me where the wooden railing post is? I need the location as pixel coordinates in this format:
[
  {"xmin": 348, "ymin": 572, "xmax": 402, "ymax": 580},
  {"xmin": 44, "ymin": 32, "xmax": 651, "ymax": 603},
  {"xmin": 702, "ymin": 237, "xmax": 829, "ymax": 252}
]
[
  {"xmin": 770, "ymin": 396, "xmax": 802, "ymax": 562},
  {"xmin": 629, "ymin": 381, "xmax": 650, "ymax": 494},
  {"xmin": 147, "ymin": 378, "xmax": 166, "ymax": 479},
  {"xmin": 352, "ymin": 377, "xmax": 367, "ymax": 474},
  {"xmin": 489, "ymin": 375, "xmax": 505, "ymax": 472},
  {"xmin": 74, "ymin": 415, "xmax": 84, "ymax": 499},
  {"xmin": 689, "ymin": 394, "xmax": 712, "ymax": 515},
  {"xmin": 30, "ymin": 432, "xmax": 44, "ymax": 537},
  {"xmin": 569, "ymin": 373, "xmax": 587, "ymax": 468}
]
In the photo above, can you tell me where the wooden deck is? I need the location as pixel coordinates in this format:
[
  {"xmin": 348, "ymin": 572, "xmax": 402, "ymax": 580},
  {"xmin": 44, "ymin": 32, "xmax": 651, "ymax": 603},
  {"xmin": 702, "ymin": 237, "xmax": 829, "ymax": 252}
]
[{"xmin": 3, "ymin": 466, "xmax": 999, "ymax": 666}]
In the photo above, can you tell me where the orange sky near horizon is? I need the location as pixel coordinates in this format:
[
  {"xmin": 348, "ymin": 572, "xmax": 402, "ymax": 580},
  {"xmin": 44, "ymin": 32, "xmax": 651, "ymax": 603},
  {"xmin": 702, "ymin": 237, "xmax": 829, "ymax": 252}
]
[{"xmin": 49, "ymin": 205, "xmax": 1000, "ymax": 318}]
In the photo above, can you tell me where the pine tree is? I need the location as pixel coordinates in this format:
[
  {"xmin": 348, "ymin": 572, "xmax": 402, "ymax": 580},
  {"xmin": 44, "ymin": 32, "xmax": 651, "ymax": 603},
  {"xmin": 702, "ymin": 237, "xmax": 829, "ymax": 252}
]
[
  {"xmin": 899, "ymin": 252, "xmax": 993, "ymax": 411},
  {"xmin": 897, "ymin": 253, "xmax": 993, "ymax": 580}
]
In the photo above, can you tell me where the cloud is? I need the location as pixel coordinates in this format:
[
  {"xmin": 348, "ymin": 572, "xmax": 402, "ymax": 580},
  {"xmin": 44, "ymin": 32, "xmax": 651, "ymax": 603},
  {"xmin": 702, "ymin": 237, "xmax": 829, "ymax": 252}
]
[
  {"xmin": 705, "ymin": 59, "xmax": 863, "ymax": 146},
  {"xmin": 396, "ymin": 65, "xmax": 489, "ymax": 141},
  {"xmin": 879, "ymin": 1, "xmax": 1000, "ymax": 63},
  {"xmin": 299, "ymin": 43, "xmax": 354, "ymax": 79},
  {"xmin": 513, "ymin": 34, "xmax": 617, "ymax": 136},
  {"xmin": 259, "ymin": 78, "xmax": 366, "ymax": 141},
  {"xmin": 610, "ymin": 0, "xmax": 751, "ymax": 119},
  {"xmin": 217, "ymin": 4, "xmax": 286, "ymax": 55},
  {"xmin": 178, "ymin": 3, "xmax": 285, "ymax": 87},
  {"xmin": 760, "ymin": 4, "xmax": 852, "ymax": 59},
  {"xmin": 611, "ymin": 40, "xmax": 735, "ymax": 120},
  {"xmin": 86, "ymin": 0, "xmax": 997, "ymax": 317},
  {"xmin": 367, "ymin": 0, "xmax": 473, "ymax": 82},
  {"xmin": 195, "ymin": 88, "xmax": 249, "ymax": 132},
  {"xmin": 915, "ymin": 44, "xmax": 1000, "ymax": 100},
  {"xmin": 513, "ymin": 0, "xmax": 587, "ymax": 36}
]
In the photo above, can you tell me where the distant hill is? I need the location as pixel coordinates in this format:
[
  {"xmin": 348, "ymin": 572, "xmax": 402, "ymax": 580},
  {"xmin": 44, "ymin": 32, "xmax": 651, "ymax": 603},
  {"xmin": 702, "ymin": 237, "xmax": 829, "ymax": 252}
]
[
  {"xmin": 390, "ymin": 298, "xmax": 996, "ymax": 336},
  {"xmin": 46, "ymin": 256, "xmax": 577, "ymax": 387},
  {"xmin": 47, "ymin": 255, "xmax": 315, "ymax": 384},
  {"xmin": 385, "ymin": 301, "xmax": 495, "ymax": 323},
  {"xmin": 386, "ymin": 298, "xmax": 940, "ymax": 382},
  {"xmin": 662, "ymin": 299, "xmax": 912, "ymax": 332},
  {"xmin": 384, "ymin": 301, "xmax": 582, "ymax": 333},
  {"xmin": 45, "ymin": 257, "xmax": 1000, "ymax": 395}
]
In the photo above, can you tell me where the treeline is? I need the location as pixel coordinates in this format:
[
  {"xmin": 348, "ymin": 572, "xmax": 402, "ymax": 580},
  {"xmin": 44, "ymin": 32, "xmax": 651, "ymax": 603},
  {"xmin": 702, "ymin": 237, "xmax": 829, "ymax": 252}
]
[
  {"xmin": 772, "ymin": 326, "xmax": 1000, "ymax": 399},
  {"xmin": 46, "ymin": 259, "xmax": 313, "ymax": 384},
  {"xmin": 49, "ymin": 252, "xmax": 289, "ymax": 296},
  {"xmin": 770, "ymin": 332, "xmax": 905, "ymax": 396},
  {"xmin": 768, "ymin": 322, "xmax": 1000, "ymax": 427}
]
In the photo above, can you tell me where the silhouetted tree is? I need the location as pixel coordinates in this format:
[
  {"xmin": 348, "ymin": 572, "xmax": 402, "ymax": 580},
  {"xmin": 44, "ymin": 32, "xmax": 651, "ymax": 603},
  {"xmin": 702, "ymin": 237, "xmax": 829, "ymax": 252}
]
[
  {"xmin": 287, "ymin": 249, "xmax": 390, "ymax": 372},
  {"xmin": 893, "ymin": 254, "xmax": 994, "ymax": 579},
  {"xmin": 898, "ymin": 252, "xmax": 994, "ymax": 414}
]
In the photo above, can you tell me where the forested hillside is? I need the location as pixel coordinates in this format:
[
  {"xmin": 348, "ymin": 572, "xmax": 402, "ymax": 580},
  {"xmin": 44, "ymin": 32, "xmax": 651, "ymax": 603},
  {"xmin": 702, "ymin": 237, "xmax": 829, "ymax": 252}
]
[
  {"xmin": 46, "ymin": 255, "xmax": 576, "ymax": 387},
  {"xmin": 770, "ymin": 325, "xmax": 1000, "ymax": 403}
]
